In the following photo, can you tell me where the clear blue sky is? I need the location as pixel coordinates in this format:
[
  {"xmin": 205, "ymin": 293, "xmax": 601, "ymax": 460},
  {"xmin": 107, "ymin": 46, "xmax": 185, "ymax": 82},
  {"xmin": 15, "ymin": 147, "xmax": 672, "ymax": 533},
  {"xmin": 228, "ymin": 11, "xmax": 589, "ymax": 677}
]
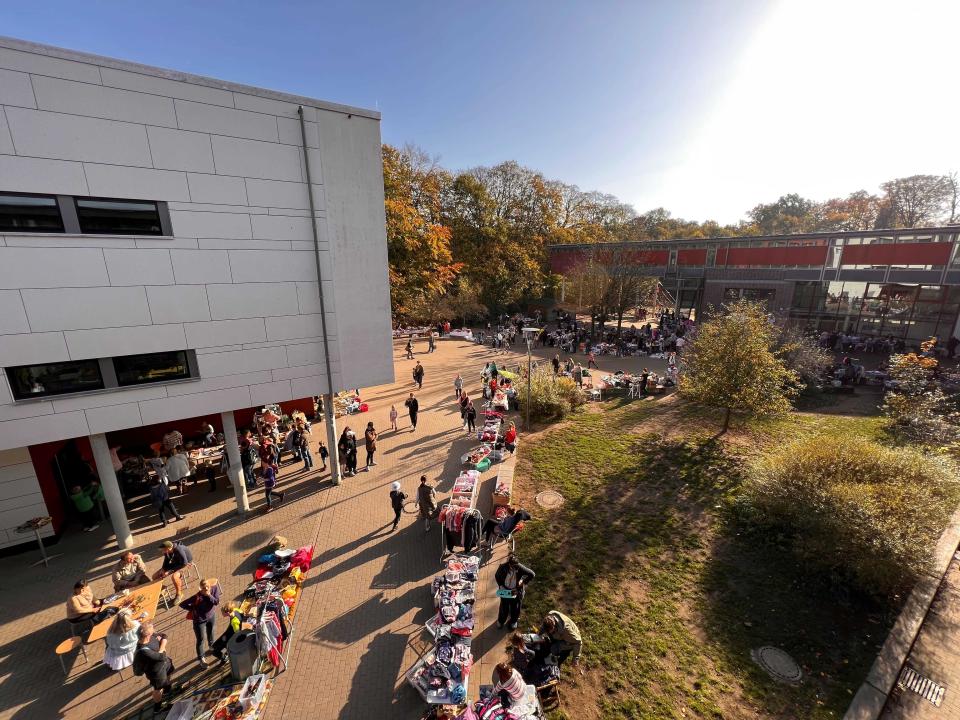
[{"xmin": 3, "ymin": 1, "xmax": 957, "ymax": 223}]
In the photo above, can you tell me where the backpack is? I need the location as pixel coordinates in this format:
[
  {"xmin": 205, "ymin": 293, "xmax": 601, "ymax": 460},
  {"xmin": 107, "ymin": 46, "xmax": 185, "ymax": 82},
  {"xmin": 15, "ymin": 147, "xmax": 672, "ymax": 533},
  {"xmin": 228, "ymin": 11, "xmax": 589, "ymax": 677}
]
[{"xmin": 244, "ymin": 444, "xmax": 259, "ymax": 466}]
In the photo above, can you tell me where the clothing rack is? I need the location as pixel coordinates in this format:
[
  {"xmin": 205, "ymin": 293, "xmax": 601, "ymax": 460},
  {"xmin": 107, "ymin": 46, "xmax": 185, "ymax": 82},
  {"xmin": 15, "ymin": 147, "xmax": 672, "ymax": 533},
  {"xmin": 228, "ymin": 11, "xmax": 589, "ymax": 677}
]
[
  {"xmin": 439, "ymin": 506, "xmax": 484, "ymax": 560},
  {"xmin": 253, "ymin": 587, "xmax": 295, "ymax": 675}
]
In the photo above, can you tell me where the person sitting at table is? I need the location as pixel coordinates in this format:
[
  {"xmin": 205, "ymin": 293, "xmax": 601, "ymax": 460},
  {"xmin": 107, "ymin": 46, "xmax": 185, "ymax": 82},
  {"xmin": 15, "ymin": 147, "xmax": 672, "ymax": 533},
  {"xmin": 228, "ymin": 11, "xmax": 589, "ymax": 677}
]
[
  {"xmin": 539, "ymin": 610, "xmax": 583, "ymax": 668},
  {"xmin": 481, "ymin": 507, "xmax": 531, "ymax": 548},
  {"xmin": 180, "ymin": 578, "xmax": 221, "ymax": 664},
  {"xmin": 133, "ymin": 622, "xmax": 176, "ymax": 714},
  {"xmin": 104, "ymin": 609, "xmax": 141, "ymax": 671},
  {"xmin": 152, "ymin": 540, "xmax": 192, "ymax": 604},
  {"xmin": 66, "ymin": 579, "xmax": 103, "ymax": 624},
  {"xmin": 112, "ymin": 551, "xmax": 151, "ymax": 591},
  {"xmin": 491, "ymin": 661, "xmax": 526, "ymax": 708}
]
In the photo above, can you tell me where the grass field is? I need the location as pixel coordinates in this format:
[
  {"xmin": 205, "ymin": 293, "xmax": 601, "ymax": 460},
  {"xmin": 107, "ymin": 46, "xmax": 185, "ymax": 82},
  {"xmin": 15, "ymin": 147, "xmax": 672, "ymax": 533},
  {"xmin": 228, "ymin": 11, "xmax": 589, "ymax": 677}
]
[{"xmin": 513, "ymin": 396, "xmax": 900, "ymax": 720}]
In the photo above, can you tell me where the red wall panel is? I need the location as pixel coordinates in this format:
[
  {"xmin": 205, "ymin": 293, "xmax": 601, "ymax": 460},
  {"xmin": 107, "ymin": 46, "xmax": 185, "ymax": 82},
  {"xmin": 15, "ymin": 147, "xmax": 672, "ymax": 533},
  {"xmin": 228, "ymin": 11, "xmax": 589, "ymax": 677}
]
[
  {"xmin": 725, "ymin": 245, "xmax": 828, "ymax": 266},
  {"xmin": 678, "ymin": 249, "xmax": 707, "ymax": 266},
  {"xmin": 841, "ymin": 243, "xmax": 951, "ymax": 266}
]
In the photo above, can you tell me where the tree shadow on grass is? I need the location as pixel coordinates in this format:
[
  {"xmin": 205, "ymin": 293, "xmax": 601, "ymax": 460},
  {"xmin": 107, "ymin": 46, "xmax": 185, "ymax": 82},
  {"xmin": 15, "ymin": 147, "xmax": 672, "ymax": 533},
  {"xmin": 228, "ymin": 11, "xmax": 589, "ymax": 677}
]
[{"xmin": 699, "ymin": 520, "xmax": 893, "ymax": 718}]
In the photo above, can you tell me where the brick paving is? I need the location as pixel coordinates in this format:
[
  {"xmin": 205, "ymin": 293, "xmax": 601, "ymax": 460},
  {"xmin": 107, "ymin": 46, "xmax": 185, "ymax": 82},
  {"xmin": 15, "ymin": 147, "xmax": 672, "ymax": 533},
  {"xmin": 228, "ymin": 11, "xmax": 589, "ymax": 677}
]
[
  {"xmin": 882, "ymin": 549, "xmax": 960, "ymax": 720},
  {"xmin": 0, "ymin": 336, "xmax": 661, "ymax": 720}
]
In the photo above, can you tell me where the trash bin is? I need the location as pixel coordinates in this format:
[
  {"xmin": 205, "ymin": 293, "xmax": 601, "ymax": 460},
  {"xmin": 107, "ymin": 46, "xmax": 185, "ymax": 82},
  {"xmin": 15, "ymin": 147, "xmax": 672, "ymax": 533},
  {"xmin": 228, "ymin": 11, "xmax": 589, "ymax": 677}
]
[{"xmin": 227, "ymin": 630, "xmax": 258, "ymax": 680}]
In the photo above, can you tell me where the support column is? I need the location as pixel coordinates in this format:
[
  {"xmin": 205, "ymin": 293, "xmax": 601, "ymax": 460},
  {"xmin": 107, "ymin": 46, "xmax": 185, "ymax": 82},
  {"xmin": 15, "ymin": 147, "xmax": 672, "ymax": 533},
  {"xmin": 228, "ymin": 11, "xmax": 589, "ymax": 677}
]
[
  {"xmin": 220, "ymin": 411, "xmax": 249, "ymax": 514},
  {"xmin": 89, "ymin": 433, "xmax": 133, "ymax": 550},
  {"xmin": 322, "ymin": 392, "xmax": 341, "ymax": 485}
]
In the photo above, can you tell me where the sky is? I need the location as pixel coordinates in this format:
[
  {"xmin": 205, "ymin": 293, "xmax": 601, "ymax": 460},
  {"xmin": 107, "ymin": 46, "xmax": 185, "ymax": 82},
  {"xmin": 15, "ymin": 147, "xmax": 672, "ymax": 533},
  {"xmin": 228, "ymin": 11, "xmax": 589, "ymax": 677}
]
[{"xmin": 2, "ymin": 0, "xmax": 958, "ymax": 224}]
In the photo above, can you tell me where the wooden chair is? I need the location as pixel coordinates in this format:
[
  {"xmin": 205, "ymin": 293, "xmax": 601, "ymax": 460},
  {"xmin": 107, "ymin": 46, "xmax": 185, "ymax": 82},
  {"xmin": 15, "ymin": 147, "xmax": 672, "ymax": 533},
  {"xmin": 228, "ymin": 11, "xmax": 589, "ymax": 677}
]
[
  {"xmin": 56, "ymin": 636, "xmax": 88, "ymax": 676},
  {"xmin": 536, "ymin": 677, "xmax": 561, "ymax": 711}
]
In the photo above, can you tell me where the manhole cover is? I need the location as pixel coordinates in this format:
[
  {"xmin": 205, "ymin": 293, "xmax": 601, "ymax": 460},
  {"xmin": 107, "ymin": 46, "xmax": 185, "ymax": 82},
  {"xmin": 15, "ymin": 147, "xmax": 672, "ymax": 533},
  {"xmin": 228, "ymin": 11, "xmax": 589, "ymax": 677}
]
[
  {"xmin": 535, "ymin": 490, "xmax": 564, "ymax": 509},
  {"xmin": 751, "ymin": 646, "xmax": 802, "ymax": 685}
]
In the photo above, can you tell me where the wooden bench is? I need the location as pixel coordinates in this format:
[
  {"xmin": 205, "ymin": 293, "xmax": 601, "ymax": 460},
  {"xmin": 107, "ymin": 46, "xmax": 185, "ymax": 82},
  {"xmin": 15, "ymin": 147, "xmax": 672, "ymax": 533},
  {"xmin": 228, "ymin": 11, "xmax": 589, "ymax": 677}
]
[{"xmin": 56, "ymin": 636, "xmax": 88, "ymax": 676}]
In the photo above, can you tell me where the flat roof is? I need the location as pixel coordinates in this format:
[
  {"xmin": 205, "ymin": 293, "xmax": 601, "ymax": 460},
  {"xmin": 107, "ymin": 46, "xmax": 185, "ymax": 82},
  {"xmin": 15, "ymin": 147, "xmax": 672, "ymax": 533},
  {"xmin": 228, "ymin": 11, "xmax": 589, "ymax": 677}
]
[
  {"xmin": 548, "ymin": 225, "xmax": 960, "ymax": 251},
  {"xmin": 0, "ymin": 35, "xmax": 381, "ymax": 121}
]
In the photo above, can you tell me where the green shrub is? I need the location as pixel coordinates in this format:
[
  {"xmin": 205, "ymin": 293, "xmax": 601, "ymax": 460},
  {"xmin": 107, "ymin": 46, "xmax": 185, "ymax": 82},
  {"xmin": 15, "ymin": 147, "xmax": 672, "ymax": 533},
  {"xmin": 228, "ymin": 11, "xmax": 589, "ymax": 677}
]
[
  {"xmin": 737, "ymin": 434, "xmax": 960, "ymax": 598},
  {"xmin": 519, "ymin": 368, "xmax": 584, "ymax": 423}
]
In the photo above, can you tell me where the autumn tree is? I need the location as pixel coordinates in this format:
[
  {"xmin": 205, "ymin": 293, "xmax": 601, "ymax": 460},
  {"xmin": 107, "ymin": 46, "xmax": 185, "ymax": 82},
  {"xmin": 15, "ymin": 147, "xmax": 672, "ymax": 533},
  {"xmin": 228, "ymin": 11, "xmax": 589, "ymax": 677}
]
[
  {"xmin": 382, "ymin": 144, "xmax": 460, "ymax": 321},
  {"xmin": 879, "ymin": 174, "xmax": 953, "ymax": 227},
  {"xmin": 680, "ymin": 300, "xmax": 799, "ymax": 431},
  {"xmin": 748, "ymin": 194, "xmax": 821, "ymax": 235},
  {"xmin": 882, "ymin": 339, "xmax": 960, "ymax": 444}
]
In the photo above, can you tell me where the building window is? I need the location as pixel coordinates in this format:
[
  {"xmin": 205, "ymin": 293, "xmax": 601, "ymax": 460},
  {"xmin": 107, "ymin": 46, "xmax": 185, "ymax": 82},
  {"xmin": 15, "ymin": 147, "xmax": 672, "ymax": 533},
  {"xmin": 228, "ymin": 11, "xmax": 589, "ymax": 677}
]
[
  {"xmin": 6, "ymin": 360, "xmax": 104, "ymax": 400},
  {"xmin": 75, "ymin": 198, "xmax": 163, "ymax": 235},
  {"xmin": 114, "ymin": 351, "xmax": 191, "ymax": 386},
  {"xmin": 0, "ymin": 193, "xmax": 64, "ymax": 233}
]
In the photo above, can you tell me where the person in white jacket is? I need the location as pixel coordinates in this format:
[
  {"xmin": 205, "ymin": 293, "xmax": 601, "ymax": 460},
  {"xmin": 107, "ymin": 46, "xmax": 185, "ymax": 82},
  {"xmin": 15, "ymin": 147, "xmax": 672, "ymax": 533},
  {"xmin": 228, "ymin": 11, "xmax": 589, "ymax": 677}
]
[
  {"xmin": 165, "ymin": 447, "xmax": 190, "ymax": 494},
  {"xmin": 104, "ymin": 610, "xmax": 141, "ymax": 670}
]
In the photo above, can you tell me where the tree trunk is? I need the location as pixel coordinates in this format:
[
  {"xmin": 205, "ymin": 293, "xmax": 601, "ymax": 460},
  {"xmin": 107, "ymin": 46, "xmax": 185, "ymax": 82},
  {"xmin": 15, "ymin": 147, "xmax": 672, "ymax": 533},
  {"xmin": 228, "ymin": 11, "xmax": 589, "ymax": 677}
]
[
  {"xmin": 617, "ymin": 309, "xmax": 624, "ymax": 337},
  {"xmin": 721, "ymin": 406, "xmax": 731, "ymax": 433}
]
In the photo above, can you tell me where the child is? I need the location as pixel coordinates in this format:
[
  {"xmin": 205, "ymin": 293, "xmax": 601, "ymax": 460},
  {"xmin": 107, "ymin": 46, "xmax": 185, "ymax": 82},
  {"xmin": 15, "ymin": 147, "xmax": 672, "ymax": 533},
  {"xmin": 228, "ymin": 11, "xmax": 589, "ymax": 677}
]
[
  {"xmin": 317, "ymin": 440, "xmax": 329, "ymax": 470},
  {"xmin": 389, "ymin": 405, "xmax": 398, "ymax": 431},
  {"xmin": 262, "ymin": 463, "xmax": 284, "ymax": 512},
  {"xmin": 389, "ymin": 481, "xmax": 406, "ymax": 531}
]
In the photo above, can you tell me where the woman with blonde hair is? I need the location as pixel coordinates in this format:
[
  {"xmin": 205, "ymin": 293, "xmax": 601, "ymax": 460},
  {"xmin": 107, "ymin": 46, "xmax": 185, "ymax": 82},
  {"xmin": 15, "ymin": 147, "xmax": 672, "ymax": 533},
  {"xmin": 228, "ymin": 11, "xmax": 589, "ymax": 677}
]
[{"xmin": 104, "ymin": 609, "xmax": 141, "ymax": 670}]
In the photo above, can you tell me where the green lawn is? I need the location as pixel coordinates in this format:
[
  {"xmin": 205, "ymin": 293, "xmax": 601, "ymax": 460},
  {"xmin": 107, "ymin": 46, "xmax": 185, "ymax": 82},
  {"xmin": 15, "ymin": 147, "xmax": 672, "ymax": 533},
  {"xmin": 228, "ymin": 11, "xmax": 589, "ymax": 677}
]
[{"xmin": 514, "ymin": 398, "xmax": 897, "ymax": 720}]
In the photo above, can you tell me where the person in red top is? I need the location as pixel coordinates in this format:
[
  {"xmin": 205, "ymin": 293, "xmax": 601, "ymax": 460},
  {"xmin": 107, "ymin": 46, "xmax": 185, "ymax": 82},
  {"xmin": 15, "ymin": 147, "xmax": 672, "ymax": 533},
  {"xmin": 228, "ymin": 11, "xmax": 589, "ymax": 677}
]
[{"xmin": 503, "ymin": 422, "xmax": 518, "ymax": 454}]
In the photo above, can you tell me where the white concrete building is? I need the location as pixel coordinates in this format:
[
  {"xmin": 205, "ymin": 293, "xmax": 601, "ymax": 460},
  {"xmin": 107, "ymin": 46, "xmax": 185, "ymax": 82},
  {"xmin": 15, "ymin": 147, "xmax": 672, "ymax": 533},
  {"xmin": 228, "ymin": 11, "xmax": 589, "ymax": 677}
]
[{"xmin": 0, "ymin": 37, "xmax": 392, "ymax": 550}]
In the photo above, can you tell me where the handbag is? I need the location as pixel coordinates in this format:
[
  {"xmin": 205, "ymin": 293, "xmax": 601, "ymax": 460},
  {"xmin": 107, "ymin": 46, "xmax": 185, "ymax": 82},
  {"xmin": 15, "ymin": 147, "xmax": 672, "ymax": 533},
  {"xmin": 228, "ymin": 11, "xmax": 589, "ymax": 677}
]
[{"xmin": 496, "ymin": 588, "xmax": 515, "ymax": 599}]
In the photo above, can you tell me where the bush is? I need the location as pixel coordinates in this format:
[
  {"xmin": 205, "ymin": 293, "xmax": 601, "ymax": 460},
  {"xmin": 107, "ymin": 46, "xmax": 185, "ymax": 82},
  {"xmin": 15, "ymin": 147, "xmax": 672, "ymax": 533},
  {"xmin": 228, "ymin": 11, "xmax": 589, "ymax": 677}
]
[
  {"xmin": 519, "ymin": 368, "xmax": 584, "ymax": 423},
  {"xmin": 737, "ymin": 433, "xmax": 960, "ymax": 598}
]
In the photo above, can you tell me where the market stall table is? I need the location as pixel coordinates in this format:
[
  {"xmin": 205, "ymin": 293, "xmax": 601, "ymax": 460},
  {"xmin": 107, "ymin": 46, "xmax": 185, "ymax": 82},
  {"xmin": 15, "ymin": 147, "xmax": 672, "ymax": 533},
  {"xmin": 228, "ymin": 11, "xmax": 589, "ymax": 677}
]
[{"xmin": 87, "ymin": 579, "xmax": 165, "ymax": 644}]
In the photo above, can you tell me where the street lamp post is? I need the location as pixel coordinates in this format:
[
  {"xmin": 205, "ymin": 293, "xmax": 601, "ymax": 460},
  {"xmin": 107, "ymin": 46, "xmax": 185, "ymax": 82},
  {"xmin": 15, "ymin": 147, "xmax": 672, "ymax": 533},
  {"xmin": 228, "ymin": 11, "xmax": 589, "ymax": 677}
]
[{"xmin": 522, "ymin": 327, "xmax": 541, "ymax": 431}]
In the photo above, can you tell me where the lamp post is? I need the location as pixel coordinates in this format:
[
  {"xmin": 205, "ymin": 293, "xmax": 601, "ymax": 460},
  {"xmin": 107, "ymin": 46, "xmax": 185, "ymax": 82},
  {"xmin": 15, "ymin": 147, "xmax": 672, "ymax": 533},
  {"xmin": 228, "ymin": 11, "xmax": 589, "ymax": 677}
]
[{"xmin": 522, "ymin": 327, "xmax": 541, "ymax": 431}]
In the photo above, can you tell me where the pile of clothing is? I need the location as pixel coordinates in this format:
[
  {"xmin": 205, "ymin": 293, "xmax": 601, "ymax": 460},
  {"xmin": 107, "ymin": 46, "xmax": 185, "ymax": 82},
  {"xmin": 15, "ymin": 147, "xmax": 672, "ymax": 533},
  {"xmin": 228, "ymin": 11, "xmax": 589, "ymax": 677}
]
[{"xmin": 409, "ymin": 555, "xmax": 478, "ymax": 704}]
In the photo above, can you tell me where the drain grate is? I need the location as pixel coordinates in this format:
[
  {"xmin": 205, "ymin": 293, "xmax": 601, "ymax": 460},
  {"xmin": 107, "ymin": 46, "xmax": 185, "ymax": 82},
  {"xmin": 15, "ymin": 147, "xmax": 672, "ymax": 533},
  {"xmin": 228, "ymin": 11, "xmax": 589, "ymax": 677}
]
[{"xmin": 898, "ymin": 666, "xmax": 945, "ymax": 707}]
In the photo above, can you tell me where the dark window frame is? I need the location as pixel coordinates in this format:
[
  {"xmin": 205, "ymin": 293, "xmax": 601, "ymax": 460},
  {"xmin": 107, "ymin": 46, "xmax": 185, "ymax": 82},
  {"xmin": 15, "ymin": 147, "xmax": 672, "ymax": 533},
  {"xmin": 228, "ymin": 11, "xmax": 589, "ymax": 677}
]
[
  {"xmin": 5, "ymin": 350, "xmax": 199, "ymax": 402},
  {"xmin": 6, "ymin": 359, "xmax": 106, "ymax": 400},
  {"xmin": 0, "ymin": 191, "xmax": 65, "ymax": 233},
  {"xmin": 74, "ymin": 196, "xmax": 165, "ymax": 236},
  {"xmin": 113, "ymin": 350, "xmax": 192, "ymax": 387}
]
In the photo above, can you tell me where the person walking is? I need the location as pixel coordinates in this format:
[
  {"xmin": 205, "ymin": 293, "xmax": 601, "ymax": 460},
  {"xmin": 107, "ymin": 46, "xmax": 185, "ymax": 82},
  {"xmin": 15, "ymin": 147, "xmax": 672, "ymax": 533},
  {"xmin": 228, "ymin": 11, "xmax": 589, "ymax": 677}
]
[
  {"xmin": 69, "ymin": 483, "xmax": 101, "ymax": 532},
  {"xmin": 389, "ymin": 404, "xmax": 398, "ymax": 431},
  {"xmin": 587, "ymin": 350, "xmax": 598, "ymax": 369},
  {"xmin": 552, "ymin": 354, "xmax": 560, "ymax": 375},
  {"xmin": 428, "ymin": 333, "xmax": 436, "ymax": 353},
  {"xmin": 405, "ymin": 393, "xmax": 419, "ymax": 432},
  {"xmin": 298, "ymin": 427, "xmax": 313, "ymax": 472},
  {"xmin": 495, "ymin": 554, "xmax": 535, "ymax": 630},
  {"xmin": 405, "ymin": 338, "xmax": 414, "ymax": 359},
  {"xmin": 454, "ymin": 373, "xmax": 463, "ymax": 399},
  {"xmin": 364, "ymin": 422, "xmax": 378, "ymax": 469},
  {"xmin": 389, "ymin": 481, "xmax": 407, "ymax": 531},
  {"xmin": 573, "ymin": 363, "xmax": 584, "ymax": 388},
  {"xmin": 149, "ymin": 477, "xmax": 182, "ymax": 527},
  {"xmin": 338, "ymin": 427, "xmax": 358, "ymax": 476},
  {"xmin": 261, "ymin": 462, "xmax": 284, "ymax": 511},
  {"xmin": 459, "ymin": 391, "xmax": 470, "ymax": 428},
  {"xmin": 416, "ymin": 475, "xmax": 437, "ymax": 531},
  {"xmin": 179, "ymin": 578, "xmax": 221, "ymax": 664},
  {"xmin": 412, "ymin": 361, "xmax": 425, "ymax": 390},
  {"xmin": 240, "ymin": 432, "xmax": 258, "ymax": 490},
  {"xmin": 465, "ymin": 401, "xmax": 477, "ymax": 434}
]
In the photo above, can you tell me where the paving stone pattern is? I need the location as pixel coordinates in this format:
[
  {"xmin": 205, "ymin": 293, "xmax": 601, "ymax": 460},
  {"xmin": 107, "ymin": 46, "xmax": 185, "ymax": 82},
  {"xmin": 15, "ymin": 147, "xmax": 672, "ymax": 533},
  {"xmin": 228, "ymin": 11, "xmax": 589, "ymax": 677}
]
[{"xmin": 0, "ymin": 337, "xmax": 662, "ymax": 720}]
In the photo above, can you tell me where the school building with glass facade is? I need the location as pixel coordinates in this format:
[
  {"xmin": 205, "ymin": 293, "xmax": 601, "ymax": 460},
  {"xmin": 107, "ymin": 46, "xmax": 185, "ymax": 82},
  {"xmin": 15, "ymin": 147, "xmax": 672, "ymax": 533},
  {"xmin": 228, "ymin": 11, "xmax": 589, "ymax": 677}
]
[{"xmin": 548, "ymin": 226, "xmax": 960, "ymax": 345}]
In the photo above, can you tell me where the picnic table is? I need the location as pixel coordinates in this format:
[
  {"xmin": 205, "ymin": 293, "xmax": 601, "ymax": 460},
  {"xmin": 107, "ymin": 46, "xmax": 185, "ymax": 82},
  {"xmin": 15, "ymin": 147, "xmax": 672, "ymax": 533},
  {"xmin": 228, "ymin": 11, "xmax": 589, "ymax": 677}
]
[{"xmin": 87, "ymin": 579, "xmax": 165, "ymax": 644}]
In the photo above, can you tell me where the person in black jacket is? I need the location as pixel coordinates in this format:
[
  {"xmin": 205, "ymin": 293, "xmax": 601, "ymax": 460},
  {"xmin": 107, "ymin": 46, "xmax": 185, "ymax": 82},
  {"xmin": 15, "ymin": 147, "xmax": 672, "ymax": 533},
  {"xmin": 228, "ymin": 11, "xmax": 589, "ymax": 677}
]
[
  {"xmin": 495, "ymin": 554, "xmax": 535, "ymax": 630},
  {"xmin": 133, "ymin": 622, "xmax": 175, "ymax": 713},
  {"xmin": 404, "ymin": 393, "xmax": 419, "ymax": 432}
]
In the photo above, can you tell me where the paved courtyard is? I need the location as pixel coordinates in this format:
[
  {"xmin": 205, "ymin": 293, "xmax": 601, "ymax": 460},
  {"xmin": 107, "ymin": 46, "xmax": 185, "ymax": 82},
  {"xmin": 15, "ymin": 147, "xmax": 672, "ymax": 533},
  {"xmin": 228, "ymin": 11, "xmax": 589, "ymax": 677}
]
[{"xmin": 0, "ymin": 336, "xmax": 662, "ymax": 720}]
